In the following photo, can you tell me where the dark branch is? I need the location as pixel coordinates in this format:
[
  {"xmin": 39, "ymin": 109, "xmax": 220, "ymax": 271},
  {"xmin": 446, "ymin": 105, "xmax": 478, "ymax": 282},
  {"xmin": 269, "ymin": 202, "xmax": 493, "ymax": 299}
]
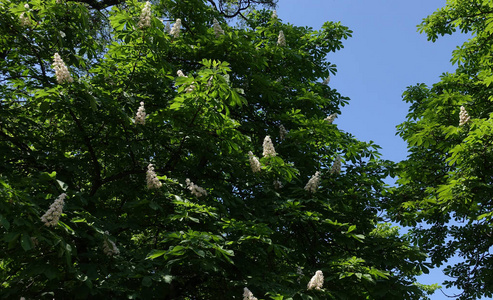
[
  {"xmin": 72, "ymin": 0, "xmax": 124, "ymax": 10},
  {"xmin": 209, "ymin": 0, "xmax": 277, "ymax": 18},
  {"xmin": 67, "ymin": 108, "xmax": 102, "ymax": 196}
]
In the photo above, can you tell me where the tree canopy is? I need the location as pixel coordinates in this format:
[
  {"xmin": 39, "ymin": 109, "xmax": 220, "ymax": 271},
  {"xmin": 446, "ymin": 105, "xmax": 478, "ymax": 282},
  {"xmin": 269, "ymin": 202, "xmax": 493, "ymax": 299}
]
[
  {"xmin": 386, "ymin": 1, "xmax": 493, "ymax": 299},
  {"xmin": 0, "ymin": 0, "xmax": 436, "ymax": 299}
]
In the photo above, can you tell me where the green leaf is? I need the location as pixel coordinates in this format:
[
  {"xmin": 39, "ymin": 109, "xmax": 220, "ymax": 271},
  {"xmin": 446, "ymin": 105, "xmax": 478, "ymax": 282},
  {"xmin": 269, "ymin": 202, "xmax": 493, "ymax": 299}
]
[
  {"xmin": 57, "ymin": 180, "xmax": 68, "ymax": 191},
  {"xmin": 142, "ymin": 276, "xmax": 152, "ymax": 287},
  {"xmin": 347, "ymin": 225, "xmax": 356, "ymax": 233},
  {"xmin": 193, "ymin": 249, "xmax": 205, "ymax": 257},
  {"xmin": 59, "ymin": 221, "xmax": 75, "ymax": 234},
  {"xmin": 39, "ymin": 101, "xmax": 51, "ymax": 113},
  {"xmin": 0, "ymin": 214, "xmax": 10, "ymax": 230},
  {"xmin": 90, "ymin": 97, "xmax": 98, "ymax": 111},
  {"xmin": 21, "ymin": 233, "xmax": 33, "ymax": 251},
  {"xmin": 169, "ymin": 99, "xmax": 184, "ymax": 110},
  {"xmin": 43, "ymin": 265, "xmax": 60, "ymax": 280},
  {"xmin": 146, "ymin": 250, "xmax": 167, "ymax": 260},
  {"xmin": 6, "ymin": 232, "xmax": 20, "ymax": 249}
]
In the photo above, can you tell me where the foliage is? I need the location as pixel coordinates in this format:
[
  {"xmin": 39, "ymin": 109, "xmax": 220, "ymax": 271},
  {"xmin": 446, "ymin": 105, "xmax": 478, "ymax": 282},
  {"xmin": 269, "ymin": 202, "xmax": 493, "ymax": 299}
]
[
  {"xmin": 1, "ymin": 0, "xmax": 432, "ymax": 298},
  {"xmin": 386, "ymin": 1, "xmax": 493, "ymax": 299}
]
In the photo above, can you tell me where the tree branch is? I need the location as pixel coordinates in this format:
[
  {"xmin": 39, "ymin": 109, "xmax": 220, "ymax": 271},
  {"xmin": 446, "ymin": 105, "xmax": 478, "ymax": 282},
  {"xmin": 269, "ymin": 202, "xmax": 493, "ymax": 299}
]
[
  {"xmin": 72, "ymin": 0, "xmax": 124, "ymax": 10},
  {"xmin": 67, "ymin": 108, "xmax": 102, "ymax": 196}
]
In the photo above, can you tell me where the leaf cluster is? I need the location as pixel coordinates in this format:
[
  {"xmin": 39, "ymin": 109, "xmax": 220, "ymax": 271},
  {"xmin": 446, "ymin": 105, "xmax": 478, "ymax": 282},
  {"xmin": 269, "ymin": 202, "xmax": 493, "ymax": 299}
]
[{"xmin": 0, "ymin": 0, "xmax": 432, "ymax": 299}]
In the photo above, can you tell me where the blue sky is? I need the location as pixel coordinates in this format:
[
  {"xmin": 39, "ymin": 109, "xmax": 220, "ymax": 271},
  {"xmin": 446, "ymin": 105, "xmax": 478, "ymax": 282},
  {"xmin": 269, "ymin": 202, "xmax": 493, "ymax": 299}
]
[
  {"xmin": 279, "ymin": 0, "xmax": 467, "ymax": 163},
  {"xmin": 277, "ymin": 1, "xmax": 479, "ymax": 299}
]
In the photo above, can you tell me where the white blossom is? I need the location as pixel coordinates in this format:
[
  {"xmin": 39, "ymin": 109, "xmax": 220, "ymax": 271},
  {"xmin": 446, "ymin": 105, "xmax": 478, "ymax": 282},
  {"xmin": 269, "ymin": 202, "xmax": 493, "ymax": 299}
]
[
  {"xmin": 324, "ymin": 113, "xmax": 337, "ymax": 124},
  {"xmin": 170, "ymin": 18, "xmax": 181, "ymax": 38},
  {"xmin": 213, "ymin": 18, "xmax": 224, "ymax": 38},
  {"xmin": 30, "ymin": 236, "xmax": 39, "ymax": 247},
  {"xmin": 137, "ymin": 1, "xmax": 152, "ymax": 29},
  {"xmin": 40, "ymin": 193, "xmax": 66, "ymax": 227},
  {"xmin": 164, "ymin": 21, "xmax": 171, "ymax": 33},
  {"xmin": 273, "ymin": 179, "xmax": 283, "ymax": 190},
  {"xmin": 277, "ymin": 30, "xmax": 286, "ymax": 47},
  {"xmin": 330, "ymin": 155, "xmax": 342, "ymax": 175},
  {"xmin": 323, "ymin": 76, "xmax": 330, "ymax": 85},
  {"xmin": 24, "ymin": 3, "xmax": 29, "ymax": 9},
  {"xmin": 52, "ymin": 53, "xmax": 73, "ymax": 84},
  {"xmin": 185, "ymin": 84, "xmax": 195, "ymax": 93},
  {"xmin": 243, "ymin": 287, "xmax": 258, "ymax": 300},
  {"xmin": 279, "ymin": 124, "xmax": 287, "ymax": 141},
  {"xmin": 307, "ymin": 270, "xmax": 324, "ymax": 290},
  {"xmin": 222, "ymin": 74, "xmax": 230, "ymax": 84},
  {"xmin": 271, "ymin": 10, "xmax": 278, "ymax": 19},
  {"xmin": 297, "ymin": 266, "xmax": 303, "ymax": 283},
  {"xmin": 135, "ymin": 101, "xmax": 146, "ymax": 125},
  {"xmin": 304, "ymin": 171, "xmax": 320, "ymax": 193},
  {"xmin": 262, "ymin": 135, "xmax": 276, "ymax": 158},
  {"xmin": 176, "ymin": 70, "xmax": 195, "ymax": 92},
  {"xmin": 102, "ymin": 239, "xmax": 120, "ymax": 256},
  {"xmin": 146, "ymin": 164, "xmax": 162, "ymax": 189},
  {"xmin": 248, "ymin": 151, "xmax": 261, "ymax": 173},
  {"xmin": 19, "ymin": 12, "xmax": 32, "ymax": 27},
  {"xmin": 60, "ymin": 31, "xmax": 66, "ymax": 38},
  {"xmin": 186, "ymin": 178, "xmax": 207, "ymax": 197},
  {"xmin": 459, "ymin": 106, "xmax": 470, "ymax": 126}
]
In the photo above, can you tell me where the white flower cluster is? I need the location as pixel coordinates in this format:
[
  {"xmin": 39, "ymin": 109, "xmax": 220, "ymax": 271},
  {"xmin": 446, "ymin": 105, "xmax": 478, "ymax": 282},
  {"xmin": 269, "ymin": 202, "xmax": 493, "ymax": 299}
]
[
  {"xmin": 213, "ymin": 18, "xmax": 224, "ymax": 38},
  {"xmin": 277, "ymin": 30, "xmax": 286, "ymax": 47},
  {"xmin": 271, "ymin": 10, "xmax": 278, "ymax": 19},
  {"xmin": 170, "ymin": 18, "xmax": 181, "ymax": 38},
  {"xmin": 262, "ymin": 135, "xmax": 276, "ymax": 158},
  {"xmin": 330, "ymin": 155, "xmax": 341, "ymax": 175},
  {"xmin": 40, "ymin": 193, "xmax": 66, "ymax": 227},
  {"xmin": 207, "ymin": 75, "xmax": 214, "ymax": 87},
  {"xmin": 19, "ymin": 12, "xmax": 32, "ymax": 27},
  {"xmin": 222, "ymin": 74, "xmax": 230, "ymax": 85},
  {"xmin": 164, "ymin": 21, "xmax": 171, "ymax": 33},
  {"xmin": 137, "ymin": 1, "xmax": 152, "ymax": 29},
  {"xmin": 24, "ymin": 3, "xmax": 29, "ymax": 8},
  {"xmin": 273, "ymin": 179, "xmax": 283, "ymax": 190},
  {"xmin": 279, "ymin": 124, "xmax": 287, "ymax": 141},
  {"xmin": 248, "ymin": 151, "xmax": 261, "ymax": 173},
  {"xmin": 31, "ymin": 236, "xmax": 39, "ymax": 247},
  {"xmin": 323, "ymin": 76, "xmax": 330, "ymax": 85},
  {"xmin": 307, "ymin": 270, "xmax": 324, "ymax": 290},
  {"xmin": 297, "ymin": 266, "xmax": 303, "ymax": 283},
  {"xmin": 243, "ymin": 287, "xmax": 258, "ymax": 300},
  {"xmin": 177, "ymin": 70, "xmax": 195, "ymax": 92},
  {"xmin": 135, "ymin": 101, "xmax": 146, "ymax": 125},
  {"xmin": 324, "ymin": 113, "xmax": 337, "ymax": 124},
  {"xmin": 103, "ymin": 239, "xmax": 120, "ymax": 256},
  {"xmin": 304, "ymin": 171, "xmax": 320, "ymax": 193},
  {"xmin": 185, "ymin": 84, "xmax": 195, "ymax": 93},
  {"xmin": 186, "ymin": 178, "xmax": 208, "ymax": 197},
  {"xmin": 146, "ymin": 164, "xmax": 162, "ymax": 189},
  {"xmin": 52, "ymin": 53, "xmax": 73, "ymax": 84},
  {"xmin": 459, "ymin": 105, "xmax": 470, "ymax": 126}
]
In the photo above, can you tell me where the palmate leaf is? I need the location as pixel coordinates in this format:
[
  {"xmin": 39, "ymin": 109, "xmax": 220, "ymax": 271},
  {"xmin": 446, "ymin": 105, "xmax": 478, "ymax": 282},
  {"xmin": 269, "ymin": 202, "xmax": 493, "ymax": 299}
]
[{"xmin": 388, "ymin": 1, "xmax": 493, "ymax": 299}]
